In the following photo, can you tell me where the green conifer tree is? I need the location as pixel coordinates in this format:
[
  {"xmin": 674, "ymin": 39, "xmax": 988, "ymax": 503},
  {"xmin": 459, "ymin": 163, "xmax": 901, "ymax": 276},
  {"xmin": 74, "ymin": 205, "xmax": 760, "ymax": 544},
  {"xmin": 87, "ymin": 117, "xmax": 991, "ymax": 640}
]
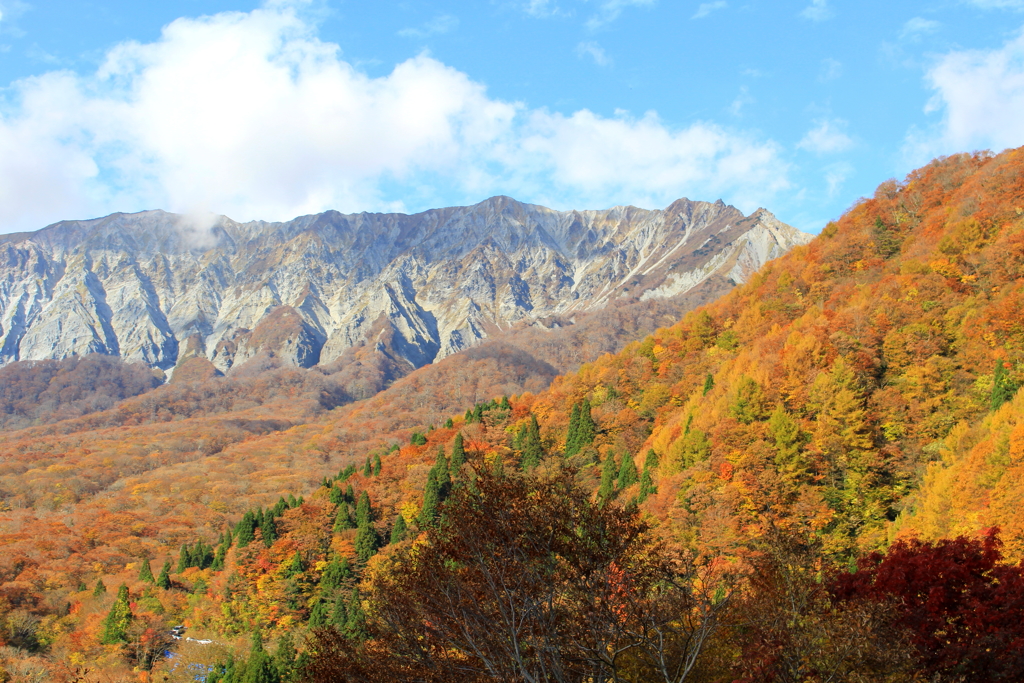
[
  {"xmin": 577, "ymin": 398, "xmax": 596, "ymax": 450},
  {"xmin": 565, "ymin": 402, "xmax": 582, "ymax": 456},
  {"xmin": 137, "ymin": 558, "xmax": 154, "ymax": 584},
  {"xmin": 702, "ymin": 373, "xmax": 715, "ymax": 396},
  {"xmin": 343, "ymin": 588, "xmax": 368, "ymax": 641},
  {"xmin": 637, "ymin": 470, "xmax": 656, "ymax": 503},
  {"xmin": 100, "ymin": 584, "xmax": 132, "ymax": 644},
  {"xmin": 390, "ymin": 514, "xmax": 408, "ymax": 544},
  {"xmin": 333, "ymin": 504, "xmax": 355, "ymax": 532},
  {"xmin": 274, "ymin": 631, "xmax": 297, "ymax": 682},
  {"xmin": 331, "ymin": 597, "xmax": 347, "ymax": 627},
  {"xmin": 372, "ymin": 454, "xmax": 382, "ymax": 476},
  {"xmin": 450, "ymin": 433, "xmax": 466, "ymax": 471},
  {"xmin": 617, "ymin": 451, "xmax": 638, "ymax": 489},
  {"xmin": 597, "ymin": 452, "xmax": 617, "ymax": 504},
  {"xmin": 319, "ymin": 555, "xmax": 345, "ymax": 592},
  {"xmin": 362, "ymin": 457, "xmax": 372, "ymax": 476},
  {"xmin": 236, "ymin": 511, "xmax": 256, "ymax": 548},
  {"xmin": 500, "ymin": 395, "xmax": 511, "ymax": 410},
  {"xmin": 355, "ymin": 491, "xmax": 372, "ymax": 527},
  {"xmin": 309, "ymin": 600, "xmax": 328, "ymax": 628},
  {"xmin": 520, "ymin": 414, "xmax": 543, "ymax": 471},
  {"xmin": 285, "ymin": 551, "xmax": 304, "ymax": 578},
  {"xmin": 444, "ymin": 417, "xmax": 454, "ymax": 429},
  {"xmin": 244, "ymin": 632, "xmax": 281, "ymax": 683},
  {"xmin": 93, "ymin": 578, "xmax": 106, "ymax": 597},
  {"xmin": 176, "ymin": 544, "xmax": 190, "ymax": 573},
  {"xmin": 418, "ymin": 469, "xmax": 440, "ymax": 528},
  {"xmin": 261, "ymin": 510, "xmax": 277, "ymax": 548},
  {"xmin": 992, "ymin": 360, "xmax": 1020, "ymax": 411},
  {"xmin": 643, "ymin": 448, "xmax": 659, "ymax": 472},
  {"xmin": 156, "ymin": 561, "xmax": 172, "ymax": 590}
]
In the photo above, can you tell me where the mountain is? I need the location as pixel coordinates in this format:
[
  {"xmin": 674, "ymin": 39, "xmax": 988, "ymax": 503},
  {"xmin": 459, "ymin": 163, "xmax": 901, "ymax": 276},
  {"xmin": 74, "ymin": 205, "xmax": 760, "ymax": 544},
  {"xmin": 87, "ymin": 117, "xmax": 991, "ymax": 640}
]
[
  {"xmin": 0, "ymin": 197, "xmax": 810, "ymax": 374},
  {"xmin": 1, "ymin": 150, "xmax": 1023, "ymax": 678}
]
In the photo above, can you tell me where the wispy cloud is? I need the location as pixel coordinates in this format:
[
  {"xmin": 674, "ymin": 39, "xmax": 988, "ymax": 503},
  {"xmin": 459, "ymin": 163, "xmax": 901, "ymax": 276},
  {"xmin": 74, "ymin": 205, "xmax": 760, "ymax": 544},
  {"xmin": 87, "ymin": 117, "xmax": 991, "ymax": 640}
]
[
  {"xmin": 729, "ymin": 86, "xmax": 754, "ymax": 116},
  {"xmin": 900, "ymin": 17, "xmax": 940, "ymax": 41},
  {"xmin": 823, "ymin": 162, "xmax": 853, "ymax": 198},
  {"xmin": 692, "ymin": 1, "xmax": 727, "ymax": 19},
  {"xmin": 585, "ymin": 0, "xmax": 656, "ymax": 30},
  {"xmin": 800, "ymin": 0, "xmax": 832, "ymax": 22},
  {"xmin": 398, "ymin": 15, "xmax": 459, "ymax": 39},
  {"xmin": 797, "ymin": 118, "xmax": 854, "ymax": 153},
  {"xmin": 576, "ymin": 41, "xmax": 611, "ymax": 66},
  {"xmin": 819, "ymin": 57, "xmax": 842, "ymax": 82}
]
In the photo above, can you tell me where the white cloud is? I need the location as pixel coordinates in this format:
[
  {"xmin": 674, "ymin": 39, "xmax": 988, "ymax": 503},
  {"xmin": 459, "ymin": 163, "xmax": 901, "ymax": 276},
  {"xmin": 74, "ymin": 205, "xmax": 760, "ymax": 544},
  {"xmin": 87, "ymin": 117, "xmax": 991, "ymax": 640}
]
[
  {"xmin": 398, "ymin": 15, "xmax": 458, "ymax": 39},
  {"xmin": 692, "ymin": 1, "xmax": 727, "ymax": 19},
  {"xmin": 900, "ymin": 17, "xmax": 940, "ymax": 41},
  {"xmin": 728, "ymin": 86, "xmax": 754, "ymax": 116},
  {"xmin": 819, "ymin": 57, "xmax": 842, "ymax": 82},
  {"xmin": 800, "ymin": 0, "xmax": 832, "ymax": 21},
  {"xmin": 913, "ymin": 26, "xmax": 1024, "ymax": 156},
  {"xmin": 0, "ymin": 1, "xmax": 789, "ymax": 232},
  {"xmin": 823, "ymin": 161, "xmax": 853, "ymax": 198},
  {"xmin": 576, "ymin": 41, "xmax": 611, "ymax": 65},
  {"xmin": 585, "ymin": 0, "xmax": 655, "ymax": 30},
  {"xmin": 797, "ymin": 119, "xmax": 854, "ymax": 153}
]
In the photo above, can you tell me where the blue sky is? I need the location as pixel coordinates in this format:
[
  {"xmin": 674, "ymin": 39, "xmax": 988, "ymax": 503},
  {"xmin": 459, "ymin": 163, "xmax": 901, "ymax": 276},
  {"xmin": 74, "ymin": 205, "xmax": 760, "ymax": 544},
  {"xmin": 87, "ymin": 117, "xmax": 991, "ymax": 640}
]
[{"xmin": 1, "ymin": 0, "xmax": 1023, "ymax": 234}]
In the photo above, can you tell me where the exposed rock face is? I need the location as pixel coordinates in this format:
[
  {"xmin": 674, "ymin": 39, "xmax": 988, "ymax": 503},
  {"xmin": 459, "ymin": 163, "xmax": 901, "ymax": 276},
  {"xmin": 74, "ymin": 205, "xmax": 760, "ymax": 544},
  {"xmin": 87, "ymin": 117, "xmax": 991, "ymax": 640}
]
[{"xmin": 0, "ymin": 197, "xmax": 812, "ymax": 372}]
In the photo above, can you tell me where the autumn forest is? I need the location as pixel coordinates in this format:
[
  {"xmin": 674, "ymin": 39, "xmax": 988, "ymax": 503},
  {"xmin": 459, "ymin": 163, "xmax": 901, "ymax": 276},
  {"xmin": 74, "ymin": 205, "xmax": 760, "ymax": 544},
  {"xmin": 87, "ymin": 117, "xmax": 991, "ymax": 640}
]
[{"xmin": 3, "ymin": 148, "xmax": 1024, "ymax": 681}]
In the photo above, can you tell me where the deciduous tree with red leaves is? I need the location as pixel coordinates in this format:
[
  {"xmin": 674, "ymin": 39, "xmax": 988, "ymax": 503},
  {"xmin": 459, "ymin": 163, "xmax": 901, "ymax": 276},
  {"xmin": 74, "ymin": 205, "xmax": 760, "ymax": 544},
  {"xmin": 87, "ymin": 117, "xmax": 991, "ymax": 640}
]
[{"xmin": 831, "ymin": 528, "xmax": 1024, "ymax": 682}]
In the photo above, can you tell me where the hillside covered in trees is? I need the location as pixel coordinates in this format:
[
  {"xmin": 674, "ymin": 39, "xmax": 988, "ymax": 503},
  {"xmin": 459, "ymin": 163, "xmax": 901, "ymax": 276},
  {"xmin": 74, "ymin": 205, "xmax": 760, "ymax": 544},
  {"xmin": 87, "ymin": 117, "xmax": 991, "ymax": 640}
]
[{"xmin": 3, "ymin": 148, "xmax": 1024, "ymax": 680}]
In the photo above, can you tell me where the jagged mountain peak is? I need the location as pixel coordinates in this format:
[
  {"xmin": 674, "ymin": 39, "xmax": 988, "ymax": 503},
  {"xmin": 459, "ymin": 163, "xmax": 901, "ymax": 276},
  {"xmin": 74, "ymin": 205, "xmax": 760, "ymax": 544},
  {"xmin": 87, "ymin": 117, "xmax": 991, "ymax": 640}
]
[{"xmin": 0, "ymin": 197, "xmax": 811, "ymax": 373}]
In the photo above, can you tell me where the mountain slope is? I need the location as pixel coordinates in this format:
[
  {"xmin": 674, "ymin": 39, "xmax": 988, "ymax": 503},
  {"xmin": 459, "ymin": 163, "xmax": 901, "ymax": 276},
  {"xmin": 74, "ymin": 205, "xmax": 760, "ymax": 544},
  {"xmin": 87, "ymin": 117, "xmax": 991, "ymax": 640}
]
[{"xmin": 0, "ymin": 197, "xmax": 809, "ymax": 373}]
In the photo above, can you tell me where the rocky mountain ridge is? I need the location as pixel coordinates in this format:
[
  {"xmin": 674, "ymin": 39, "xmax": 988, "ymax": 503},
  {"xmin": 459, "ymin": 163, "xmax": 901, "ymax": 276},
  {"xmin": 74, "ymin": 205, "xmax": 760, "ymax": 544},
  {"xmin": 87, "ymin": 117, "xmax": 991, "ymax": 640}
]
[{"xmin": 0, "ymin": 196, "xmax": 811, "ymax": 373}]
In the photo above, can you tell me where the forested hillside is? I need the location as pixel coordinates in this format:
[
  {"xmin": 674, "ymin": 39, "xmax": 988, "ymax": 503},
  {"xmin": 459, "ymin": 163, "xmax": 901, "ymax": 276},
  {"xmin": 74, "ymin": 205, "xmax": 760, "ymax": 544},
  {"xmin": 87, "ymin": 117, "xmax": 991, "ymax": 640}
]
[{"xmin": 2, "ymin": 148, "xmax": 1024, "ymax": 680}]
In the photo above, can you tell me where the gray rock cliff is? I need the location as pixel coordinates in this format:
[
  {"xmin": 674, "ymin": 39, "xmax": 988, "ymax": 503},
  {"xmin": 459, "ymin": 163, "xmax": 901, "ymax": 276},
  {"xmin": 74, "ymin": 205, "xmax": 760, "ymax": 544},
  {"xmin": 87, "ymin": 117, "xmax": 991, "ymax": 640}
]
[{"xmin": 0, "ymin": 197, "xmax": 812, "ymax": 373}]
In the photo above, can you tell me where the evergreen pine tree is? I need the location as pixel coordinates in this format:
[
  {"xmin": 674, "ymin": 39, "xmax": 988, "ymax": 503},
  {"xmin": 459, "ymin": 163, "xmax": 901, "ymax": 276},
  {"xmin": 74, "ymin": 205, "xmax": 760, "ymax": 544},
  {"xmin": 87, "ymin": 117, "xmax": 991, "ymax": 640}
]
[
  {"xmin": 273, "ymin": 631, "xmax": 297, "ymax": 681},
  {"xmin": 565, "ymin": 402, "xmax": 582, "ymax": 456},
  {"xmin": 287, "ymin": 493, "xmax": 298, "ymax": 508},
  {"xmin": 434, "ymin": 446, "xmax": 450, "ymax": 493},
  {"xmin": 500, "ymin": 395, "xmax": 511, "ymax": 410},
  {"xmin": 597, "ymin": 452, "xmax": 617, "ymax": 504},
  {"xmin": 273, "ymin": 497, "xmax": 288, "ymax": 516},
  {"xmin": 177, "ymin": 544, "xmax": 190, "ymax": 573},
  {"xmin": 100, "ymin": 584, "xmax": 133, "ymax": 644},
  {"xmin": 345, "ymin": 484, "xmax": 355, "ymax": 502},
  {"xmin": 362, "ymin": 457, "xmax": 372, "ymax": 476},
  {"xmin": 343, "ymin": 589, "xmax": 368, "ymax": 641},
  {"xmin": 450, "ymin": 433, "xmax": 466, "ymax": 471},
  {"xmin": 329, "ymin": 484, "xmax": 344, "ymax": 506},
  {"xmin": 418, "ymin": 469, "xmax": 440, "ymax": 528},
  {"xmin": 319, "ymin": 555, "xmax": 345, "ymax": 592},
  {"xmin": 643, "ymin": 448, "xmax": 659, "ymax": 472},
  {"xmin": 617, "ymin": 451, "xmax": 638, "ymax": 489},
  {"xmin": 137, "ymin": 558, "xmax": 154, "ymax": 584},
  {"xmin": 333, "ymin": 504, "xmax": 355, "ymax": 532},
  {"xmin": 702, "ymin": 373, "xmax": 715, "ymax": 396},
  {"xmin": 992, "ymin": 360, "xmax": 1019, "ymax": 411},
  {"xmin": 243, "ymin": 632, "xmax": 281, "ymax": 683},
  {"xmin": 285, "ymin": 551, "xmax": 304, "ymax": 578},
  {"xmin": 444, "ymin": 417, "xmax": 454, "ymax": 429},
  {"xmin": 236, "ymin": 511, "xmax": 256, "ymax": 548},
  {"xmin": 372, "ymin": 454, "xmax": 382, "ymax": 476},
  {"xmin": 520, "ymin": 414, "xmax": 544, "ymax": 471},
  {"xmin": 309, "ymin": 600, "xmax": 328, "ymax": 628},
  {"xmin": 355, "ymin": 491, "xmax": 372, "ymax": 527},
  {"xmin": 637, "ymin": 469, "xmax": 656, "ymax": 503},
  {"xmin": 577, "ymin": 399, "xmax": 596, "ymax": 451},
  {"xmin": 390, "ymin": 514, "xmax": 408, "ymax": 544},
  {"xmin": 261, "ymin": 510, "xmax": 277, "ymax": 547},
  {"xmin": 93, "ymin": 578, "xmax": 106, "ymax": 597},
  {"xmin": 331, "ymin": 597, "xmax": 347, "ymax": 627},
  {"xmin": 156, "ymin": 561, "xmax": 172, "ymax": 590}
]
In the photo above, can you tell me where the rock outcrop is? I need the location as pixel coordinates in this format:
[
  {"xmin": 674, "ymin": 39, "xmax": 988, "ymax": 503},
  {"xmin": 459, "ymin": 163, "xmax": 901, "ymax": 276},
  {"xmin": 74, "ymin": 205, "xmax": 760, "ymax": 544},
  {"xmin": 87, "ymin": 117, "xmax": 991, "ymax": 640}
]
[{"xmin": 0, "ymin": 196, "xmax": 812, "ymax": 372}]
